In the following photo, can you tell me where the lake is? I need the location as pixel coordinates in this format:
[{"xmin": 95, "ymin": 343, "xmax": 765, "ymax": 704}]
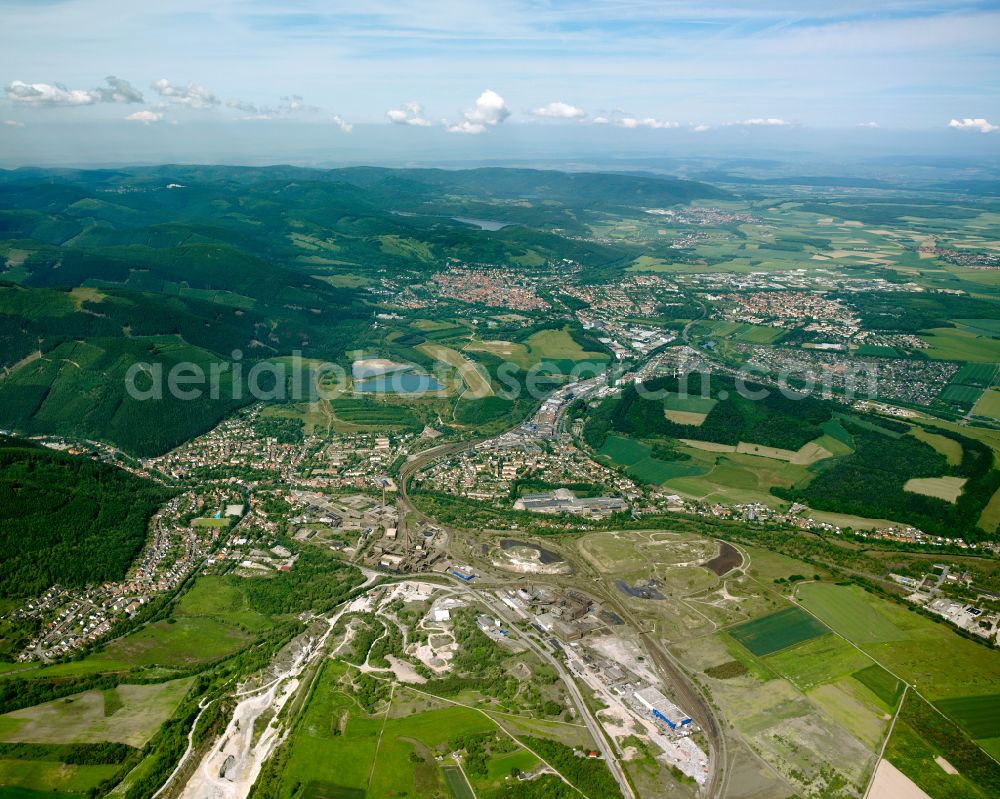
[
  {"xmin": 451, "ymin": 216, "xmax": 510, "ymax": 231},
  {"xmin": 354, "ymin": 373, "xmax": 443, "ymax": 393}
]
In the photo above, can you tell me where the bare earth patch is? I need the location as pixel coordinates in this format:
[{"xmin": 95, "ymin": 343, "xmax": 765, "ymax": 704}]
[
  {"xmin": 868, "ymin": 759, "xmax": 931, "ymax": 799},
  {"xmin": 935, "ymin": 756, "xmax": 958, "ymax": 775}
]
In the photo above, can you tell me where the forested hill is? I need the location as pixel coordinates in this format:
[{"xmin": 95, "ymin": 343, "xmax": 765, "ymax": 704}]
[
  {"xmin": 0, "ymin": 438, "xmax": 173, "ymax": 597},
  {"xmin": 0, "ymin": 164, "xmax": 725, "ymax": 456}
]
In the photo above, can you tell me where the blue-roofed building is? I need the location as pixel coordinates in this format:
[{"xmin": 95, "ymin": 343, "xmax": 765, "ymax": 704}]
[{"xmin": 634, "ymin": 686, "xmax": 690, "ymax": 731}]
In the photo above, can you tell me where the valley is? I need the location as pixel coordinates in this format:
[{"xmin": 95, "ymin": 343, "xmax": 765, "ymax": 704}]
[{"xmin": 2, "ymin": 162, "xmax": 1000, "ymax": 799}]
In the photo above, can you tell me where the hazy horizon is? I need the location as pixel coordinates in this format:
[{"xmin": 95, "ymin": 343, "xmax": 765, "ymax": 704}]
[{"xmin": 2, "ymin": 1, "xmax": 999, "ymax": 168}]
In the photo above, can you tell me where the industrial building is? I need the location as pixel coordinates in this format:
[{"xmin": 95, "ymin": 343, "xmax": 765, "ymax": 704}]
[
  {"xmin": 513, "ymin": 488, "xmax": 628, "ymax": 517},
  {"xmin": 450, "ymin": 565, "xmax": 477, "ymax": 581},
  {"xmin": 634, "ymin": 686, "xmax": 692, "ymax": 730}
]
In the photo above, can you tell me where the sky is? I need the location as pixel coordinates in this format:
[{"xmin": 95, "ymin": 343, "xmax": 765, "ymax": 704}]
[{"xmin": 1, "ymin": 0, "xmax": 999, "ymax": 166}]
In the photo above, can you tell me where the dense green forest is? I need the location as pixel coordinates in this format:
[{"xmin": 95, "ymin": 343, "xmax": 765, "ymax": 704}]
[
  {"xmin": 776, "ymin": 422, "xmax": 1000, "ymax": 539},
  {"xmin": 844, "ymin": 291, "xmax": 1000, "ymax": 333},
  {"xmin": 0, "ymin": 438, "xmax": 173, "ymax": 596},
  {"xmin": 585, "ymin": 373, "xmax": 832, "ymax": 451}
]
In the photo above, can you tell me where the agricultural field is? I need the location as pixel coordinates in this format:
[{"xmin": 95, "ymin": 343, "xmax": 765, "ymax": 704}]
[
  {"xmin": 974, "ymin": 388, "xmax": 1000, "ymax": 422},
  {"xmin": 597, "ymin": 435, "xmax": 705, "ymax": 484},
  {"xmin": 0, "ymin": 679, "xmax": 192, "ymax": 747},
  {"xmin": 707, "ymin": 660, "xmax": 878, "ymax": 796},
  {"xmin": 95, "ymin": 616, "xmax": 253, "ymax": 668},
  {"xmin": 679, "ymin": 582, "xmax": 899, "ymax": 799},
  {"xmin": 330, "ymin": 399, "xmax": 424, "ymax": 430},
  {"xmin": 903, "ymin": 475, "xmax": 966, "ymax": 502},
  {"xmin": 797, "ymin": 583, "xmax": 1000, "ymax": 701},
  {"xmin": 795, "ymin": 583, "xmax": 907, "ymax": 645},
  {"xmin": 174, "ymin": 575, "xmax": 275, "ymax": 633},
  {"xmin": 935, "ymin": 694, "xmax": 1000, "ymax": 740},
  {"xmin": 882, "ymin": 692, "xmax": 1000, "ymax": 799},
  {"xmin": 528, "ymin": 325, "xmax": 608, "ymax": 366},
  {"xmin": 661, "ymin": 447, "xmax": 810, "ymax": 508},
  {"xmin": 727, "ymin": 606, "xmax": 829, "ymax": 657},
  {"xmin": 441, "ymin": 766, "xmax": 475, "ymax": 799},
  {"xmin": 909, "ymin": 427, "xmax": 964, "ymax": 465},
  {"xmin": 922, "ymin": 327, "xmax": 1000, "ymax": 363},
  {"xmin": 662, "ymin": 393, "xmax": 716, "ymax": 425},
  {"xmin": 0, "ymin": 759, "xmax": 120, "ymax": 796},
  {"xmin": 672, "ymin": 544, "xmax": 994, "ymax": 798},
  {"xmin": 692, "ymin": 320, "xmax": 787, "ymax": 345}
]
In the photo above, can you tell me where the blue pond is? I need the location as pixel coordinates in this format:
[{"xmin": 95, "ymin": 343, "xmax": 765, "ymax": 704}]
[{"xmin": 354, "ymin": 373, "xmax": 443, "ymax": 393}]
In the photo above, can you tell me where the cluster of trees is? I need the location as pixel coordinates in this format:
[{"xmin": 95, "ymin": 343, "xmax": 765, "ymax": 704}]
[
  {"xmin": 450, "ymin": 731, "xmax": 518, "ymax": 779},
  {"xmin": 420, "ymin": 611, "xmax": 518, "ymax": 702},
  {"xmin": 349, "ymin": 672, "xmax": 390, "ymax": 714},
  {"xmin": 237, "ymin": 542, "xmax": 365, "ymax": 616},
  {"xmin": 336, "ymin": 613, "xmax": 385, "ymax": 666},
  {"xmin": 487, "ymin": 774, "xmax": 579, "ymax": 799},
  {"xmin": 456, "ymin": 395, "xmax": 517, "ymax": 425},
  {"xmin": 253, "ymin": 415, "xmax": 305, "ymax": 444},
  {"xmin": 0, "ymin": 741, "xmax": 136, "ymax": 765},
  {"xmin": 844, "ymin": 290, "xmax": 1000, "ymax": 333},
  {"xmin": 367, "ymin": 618, "xmax": 404, "ymax": 669},
  {"xmin": 0, "ymin": 336, "xmax": 252, "ymax": 456},
  {"xmin": 410, "ymin": 489, "xmax": 564, "ymax": 535},
  {"xmin": 0, "ymin": 439, "xmax": 173, "ymax": 597},
  {"xmin": 521, "ymin": 737, "xmax": 621, "ymax": 799},
  {"xmin": 508, "ymin": 478, "xmax": 604, "ymax": 499}
]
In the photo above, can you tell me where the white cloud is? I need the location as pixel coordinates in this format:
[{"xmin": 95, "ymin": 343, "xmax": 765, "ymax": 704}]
[
  {"xmin": 589, "ymin": 110, "xmax": 677, "ymax": 129},
  {"xmin": 447, "ymin": 89, "xmax": 509, "ymax": 134},
  {"xmin": 226, "ymin": 94, "xmax": 318, "ymax": 120},
  {"xmin": 465, "ymin": 90, "xmax": 510, "ymax": 126},
  {"xmin": 125, "ymin": 110, "xmax": 162, "ymax": 124},
  {"xmin": 332, "ymin": 115, "xmax": 352, "ymax": 133},
  {"xmin": 618, "ymin": 117, "xmax": 679, "ymax": 129},
  {"xmin": 5, "ymin": 76, "xmax": 143, "ymax": 107},
  {"xmin": 731, "ymin": 118, "xmax": 789, "ymax": 126},
  {"xmin": 94, "ymin": 76, "xmax": 144, "ymax": 104},
  {"xmin": 281, "ymin": 95, "xmax": 317, "ymax": 114},
  {"xmin": 858, "ymin": 121, "xmax": 879, "ymax": 128},
  {"xmin": 446, "ymin": 120, "xmax": 487, "ymax": 134},
  {"xmin": 226, "ymin": 99, "xmax": 263, "ymax": 116},
  {"xmin": 949, "ymin": 117, "xmax": 998, "ymax": 133},
  {"xmin": 692, "ymin": 123, "xmax": 711, "ymax": 132},
  {"xmin": 3, "ymin": 120, "xmax": 26, "ymax": 128},
  {"xmin": 387, "ymin": 101, "xmax": 432, "ymax": 126},
  {"xmin": 151, "ymin": 78, "xmax": 219, "ymax": 109},
  {"xmin": 530, "ymin": 101, "xmax": 585, "ymax": 119}
]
